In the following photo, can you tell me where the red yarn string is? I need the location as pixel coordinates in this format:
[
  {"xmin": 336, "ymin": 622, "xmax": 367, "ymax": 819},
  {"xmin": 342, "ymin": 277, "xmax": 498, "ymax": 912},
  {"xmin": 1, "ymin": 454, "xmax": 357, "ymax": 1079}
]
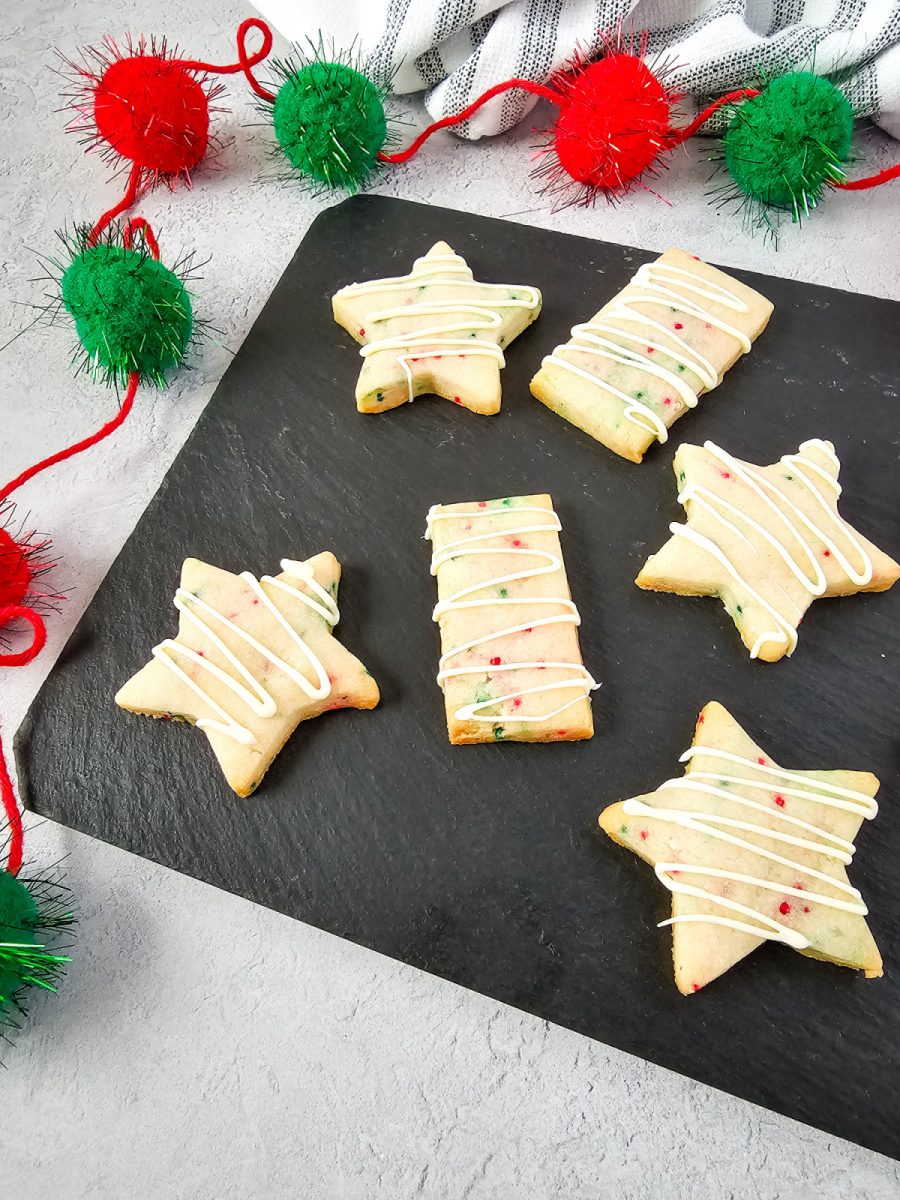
[
  {"xmin": 0, "ymin": 372, "xmax": 139, "ymax": 506},
  {"xmin": 122, "ymin": 216, "xmax": 160, "ymax": 258},
  {"xmin": 669, "ymin": 88, "xmax": 760, "ymax": 146},
  {"xmin": 379, "ymin": 78, "xmax": 567, "ymax": 164},
  {"xmin": 89, "ymin": 161, "xmax": 142, "ymax": 246},
  {"xmin": 835, "ymin": 162, "xmax": 900, "ymax": 190},
  {"xmin": 0, "ymin": 608, "xmax": 44, "ymax": 877},
  {"xmin": 178, "ymin": 17, "xmax": 276, "ymax": 103},
  {"xmin": 0, "ymin": 607, "xmax": 47, "ymax": 668},
  {"xmin": 0, "ymin": 729, "xmax": 24, "ymax": 877}
]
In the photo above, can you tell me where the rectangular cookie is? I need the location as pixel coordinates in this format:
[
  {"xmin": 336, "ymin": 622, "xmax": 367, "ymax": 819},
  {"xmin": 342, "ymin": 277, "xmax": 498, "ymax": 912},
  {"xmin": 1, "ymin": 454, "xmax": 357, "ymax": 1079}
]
[
  {"xmin": 530, "ymin": 248, "xmax": 773, "ymax": 463},
  {"xmin": 426, "ymin": 493, "xmax": 596, "ymax": 744}
]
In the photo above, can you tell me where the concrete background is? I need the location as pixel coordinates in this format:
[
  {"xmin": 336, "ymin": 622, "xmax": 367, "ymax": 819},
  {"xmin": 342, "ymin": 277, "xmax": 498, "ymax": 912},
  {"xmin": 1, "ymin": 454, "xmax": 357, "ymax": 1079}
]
[{"xmin": 2, "ymin": 2, "xmax": 899, "ymax": 1196}]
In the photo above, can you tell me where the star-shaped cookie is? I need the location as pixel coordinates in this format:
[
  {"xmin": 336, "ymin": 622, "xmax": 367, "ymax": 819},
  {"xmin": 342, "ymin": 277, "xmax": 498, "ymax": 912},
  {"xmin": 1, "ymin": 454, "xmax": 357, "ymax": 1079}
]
[
  {"xmin": 599, "ymin": 701, "xmax": 883, "ymax": 993},
  {"xmin": 115, "ymin": 554, "xmax": 379, "ymax": 796},
  {"xmin": 636, "ymin": 438, "xmax": 900, "ymax": 661},
  {"xmin": 332, "ymin": 241, "xmax": 542, "ymax": 415}
]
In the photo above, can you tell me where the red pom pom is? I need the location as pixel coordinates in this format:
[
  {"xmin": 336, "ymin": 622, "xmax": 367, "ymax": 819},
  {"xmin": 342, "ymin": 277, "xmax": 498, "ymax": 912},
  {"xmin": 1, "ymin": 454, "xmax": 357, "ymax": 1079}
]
[
  {"xmin": 0, "ymin": 504, "xmax": 63, "ymax": 638},
  {"xmin": 0, "ymin": 527, "xmax": 32, "ymax": 610},
  {"xmin": 533, "ymin": 40, "xmax": 682, "ymax": 207},
  {"xmin": 59, "ymin": 36, "xmax": 225, "ymax": 188},
  {"xmin": 555, "ymin": 56, "xmax": 670, "ymax": 187},
  {"xmin": 94, "ymin": 55, "xmax": 210, "ymax": 175}
]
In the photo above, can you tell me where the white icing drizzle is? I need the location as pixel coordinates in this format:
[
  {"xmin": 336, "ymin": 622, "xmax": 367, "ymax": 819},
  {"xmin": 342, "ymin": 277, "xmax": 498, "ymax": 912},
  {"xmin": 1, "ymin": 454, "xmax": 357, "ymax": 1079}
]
[
  {"xmin": 152, "ymin": 559, "xmax": 338, "ymax": 747},
  {"xmin": 336, "ymin": 252, "xmax": 540, "ymax": 403},
  {"xmin": 542, "ymin": 259, "xmax": 750, "ymax": 443},
  {"xmin": 623, "ymin": 745, "xmax": 877, "ymax": 950},
  {"xmin": 425, "ymin": 503, "xmax": 598, "ymax": 723},
  {"xmin": 670, "ymin": 439, "xmax": 874, "ymax": 658}
]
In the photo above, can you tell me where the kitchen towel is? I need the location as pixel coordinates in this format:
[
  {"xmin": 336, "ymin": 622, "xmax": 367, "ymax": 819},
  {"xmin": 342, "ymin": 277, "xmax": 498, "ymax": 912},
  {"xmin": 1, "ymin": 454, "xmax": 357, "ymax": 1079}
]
[{"xmin": 253, "ymin": 0, "xmax": 900, "ymax": 139}]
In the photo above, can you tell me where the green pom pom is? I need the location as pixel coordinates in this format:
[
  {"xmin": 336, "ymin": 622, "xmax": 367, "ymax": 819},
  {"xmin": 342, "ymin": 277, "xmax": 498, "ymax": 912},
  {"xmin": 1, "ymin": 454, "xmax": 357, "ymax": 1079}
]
[
  {"xmin": 60, "ymin": 231, "xmax": 193, "ymax": 387},
  {"xmin": 0, "ymin": 870, "xmax": 71, "ymax": 1025},
  {"xmin": 723, "ymin": 72, "xmax": 853, "ymax": 215},
  {"xmin": 272, "ymin": 59, "xmax": 387, "ymax": 190}
]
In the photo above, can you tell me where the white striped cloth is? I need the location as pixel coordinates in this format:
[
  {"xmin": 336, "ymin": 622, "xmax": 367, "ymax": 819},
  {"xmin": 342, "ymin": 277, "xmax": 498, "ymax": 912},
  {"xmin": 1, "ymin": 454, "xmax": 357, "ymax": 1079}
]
[{"xmin": 254, "ymin": 0, "xmax": 900, "ymax": 139}]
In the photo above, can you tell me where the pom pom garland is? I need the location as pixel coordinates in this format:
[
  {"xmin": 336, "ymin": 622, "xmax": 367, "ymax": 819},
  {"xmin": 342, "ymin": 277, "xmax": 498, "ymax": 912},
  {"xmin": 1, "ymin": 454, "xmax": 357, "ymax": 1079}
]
[
  {"xmin": 530, "ymin": 39, "xmax": 683, "ymax": 206},
  {"xmin": 93, "ymin": 51, "xmax": 212, "ymax": 175},
  {"xmin": 60, "ymin": 19, "xmax": 273, "ymax": 240},
  {"xmin": 57, "ymin": 223, "xmax": 194, "ymax": 388},
  {"xmin": 0, "ymin": 505, "xmax": 62, "ymax": 630},
  {"xmin": 550, "ymin": 55, "xmax": 673, "ymax": 189},
  {"xmin": 271, "ymin": 55, "xmax": 388, "ymax": 189},
  {"xmin": 0, "ymin": 854, "xmax": 74, "ymax": 1038},
  {"xmin": 720, "ymin": 72, "xmax": 854, "ymax": 221}
]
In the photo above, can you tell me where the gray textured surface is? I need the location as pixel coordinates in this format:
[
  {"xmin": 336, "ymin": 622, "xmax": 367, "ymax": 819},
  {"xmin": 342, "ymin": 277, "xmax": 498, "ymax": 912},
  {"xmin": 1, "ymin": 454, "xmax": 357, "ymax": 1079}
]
[{"xmin": 2, "ymin": 2, "xmax": 900, "ymax": 1197}]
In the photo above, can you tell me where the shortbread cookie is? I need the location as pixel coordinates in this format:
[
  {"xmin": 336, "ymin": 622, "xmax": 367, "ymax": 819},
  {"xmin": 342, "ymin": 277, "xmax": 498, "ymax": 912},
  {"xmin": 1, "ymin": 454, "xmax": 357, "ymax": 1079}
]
[
  {"xmin": 636, "ymin": 438, "xmax": 900, "ymax": 661},
  {"xmin": 599, "ymin": 701, "xmax": 883, "ymax": 994},
  {"xmin": 115, "ymin": 554, "xmax": 379, "ymax": 796},
  {"xmin": 426, "ymin": 493, "xmax": 597, "ymax": 744},
  {"xmin": 530, "ymin": 248, "xmax": 773, "ymax": 462},
  {"xmin": 332, "ymin": 241, "xmax": 542, "ymax": 415}
]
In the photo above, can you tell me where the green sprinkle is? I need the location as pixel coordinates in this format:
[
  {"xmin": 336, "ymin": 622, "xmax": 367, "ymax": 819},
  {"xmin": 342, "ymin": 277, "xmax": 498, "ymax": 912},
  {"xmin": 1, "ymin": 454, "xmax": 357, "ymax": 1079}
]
[
  {"xmin": 678, "ymin": 471, "xmax": 686, "ymax": 483},
  {"xmin": 736, "ymin": 604, "xmax": 743, "ymax": 614},
  {"xmin": 619, "ymin": 824, "xmax": 629, "ymax": 835},
  {"xmin": 498, "ymin": 587, "xmax": 509, "ymax": 598},
  {"xmin": 501, "ymin": 497, "xmax": 512, "ymax": 506},
  {"xmin": 785, "ymin": 473, "xmax": 794, "ymax": 480},
  {"xmin": 677, "ymin": 364, "xmax": 685, "ymax": 372},
  {"xmin": 493, "ymin": 725, "xmax": 505, "ymax": 741},
  {"xmin": 375, "ymin": 390, "xmax": 384, "ymax": 401},
  {"xmin": 635, "ymin": 390, "xmax": 645, "ymax": 399}
]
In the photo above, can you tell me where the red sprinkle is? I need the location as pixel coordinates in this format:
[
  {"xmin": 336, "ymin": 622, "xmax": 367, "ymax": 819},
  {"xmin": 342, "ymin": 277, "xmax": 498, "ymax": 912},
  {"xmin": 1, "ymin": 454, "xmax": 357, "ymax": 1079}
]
[
  {"xmin": 779, "ymin": 901, "xmax": 791, "ymax": 915},
  {"xmin": 523, "ymin": 627, "xmax": 533, "ymax": 634},
  {"xmin": 478, "ymin": 501, "xmax": 487, "ymax": 508},
  {"xmin": 721, "ymin": 471, "xmax": 732, "ymax": 479},
  {"xmin": 697, "ymin": 712, "xmax": 705, "ymax": 724},
  {"xmin": 452, "ymin": 396, "xmax": 462, "ymax": 404},
  {"xmin": 674, "ymin": 322, "xmax": 684, "ymax": 330},
  {"xmin": 774, "ymin": 794, "xmax": 785, "ymax": 807},
  {"xmin": 490, "ymin": 656, "xmax": 501, "ymax": 666},
  {"xmin": 359, "ymin": 328, "xmax": 365, "ymax": 336},
  {"xmin": 757, "ymin": 757, "xmax": 766, "ymax": 765},
  {"xmin": 692, "ymin": 983, "xmax": 700, "ymax": 992},
  {"xmin": 640, "ymin": 829, "xmax": 649, "ymax": 840},
  {"xmin": 663, "ymin": 396, "xmax": 672, "ymax": 406},
  {"xmin": 823, "ymin": 549, "xmax": 831, "ymax": 557},
  {"xmin": 511, "ymin": 538, "xmax": 523, "ymax": 547},
  {"xmin": 803, "ymin": 906, "xmax": 812, "ymax": 914},
  {"xmin": 647, "ymin": 346, "xmax": 655, "ymax": 353},
  {"xmin": 513, "ymin": 698, "xmax": 522, "ymax": 708}
]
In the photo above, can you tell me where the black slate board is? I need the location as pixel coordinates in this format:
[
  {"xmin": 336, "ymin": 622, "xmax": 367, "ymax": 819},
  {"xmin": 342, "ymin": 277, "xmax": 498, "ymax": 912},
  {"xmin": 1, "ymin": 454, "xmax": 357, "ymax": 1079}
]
[{"xmin": 18, "ymin": 196, "xmax": 900, "ymax": 1157}]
